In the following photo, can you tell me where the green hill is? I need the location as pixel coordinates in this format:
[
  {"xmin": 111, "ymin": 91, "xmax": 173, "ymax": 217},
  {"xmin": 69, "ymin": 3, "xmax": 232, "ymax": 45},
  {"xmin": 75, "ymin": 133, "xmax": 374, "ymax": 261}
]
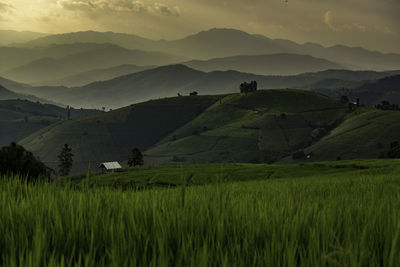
[
  {"xmin": 20, "ymin": 90, "xmax": 352, "ymax": 173},
  {"xmin": 20, "ymin": 96, "xmax": 220, "ymax": 173},
  {"xmin": 145, "ymin": 89, "xmax": 349, "ymax": 164},
  {"xmin": 0, "ymin": 99, "xmax": 100, "ymax": 147},
  {"xmin": 278, "ymin": 108, "xmax": 400, "ymax": 163}
]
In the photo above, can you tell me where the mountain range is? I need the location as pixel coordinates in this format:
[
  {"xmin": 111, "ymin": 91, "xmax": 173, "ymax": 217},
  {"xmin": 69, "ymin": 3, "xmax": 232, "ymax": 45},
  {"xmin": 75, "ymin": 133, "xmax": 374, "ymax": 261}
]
[
  {"xmin": 1, "ymin": 43, "xmax": 184, "ymax": 84},
  {"xmin": 16, "ymin": 28, "xmax": 400, "ymax": 71},
  {"xmin": 2, "ymin": 66, "xmax": 399, "ymax": 109}
]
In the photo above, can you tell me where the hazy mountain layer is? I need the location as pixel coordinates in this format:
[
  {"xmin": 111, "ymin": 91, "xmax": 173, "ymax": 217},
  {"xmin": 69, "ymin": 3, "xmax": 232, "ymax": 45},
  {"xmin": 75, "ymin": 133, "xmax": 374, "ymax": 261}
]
[
  {"xmin": 0, "ymin": 30, "xmax": 47, "ymax": 46},
  {"xmin": 40, "ymin": 64, "xmax": 155, "ymax": 87},
  {"xmin": 20, "ymin": 28, "xmax": 400, "ymax": 71},
  {"xmin": 184, "ymin": 54, "xmax": 343, "ymax": 75},
  {"xmin": 1, "ymin": 44, "xmax": 185, "ymax": 84}
]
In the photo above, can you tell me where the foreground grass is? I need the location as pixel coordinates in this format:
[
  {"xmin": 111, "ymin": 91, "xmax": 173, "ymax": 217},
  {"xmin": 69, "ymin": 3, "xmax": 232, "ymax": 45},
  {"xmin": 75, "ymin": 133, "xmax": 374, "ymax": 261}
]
[{"xmin": 1, "ymin": 163, "xmax": 400, "ymax": 266}]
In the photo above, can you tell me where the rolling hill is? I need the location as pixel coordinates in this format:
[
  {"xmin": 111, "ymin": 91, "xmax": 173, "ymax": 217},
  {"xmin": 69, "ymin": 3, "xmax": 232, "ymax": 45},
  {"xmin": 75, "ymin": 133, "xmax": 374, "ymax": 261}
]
[
  {"xmin": 0, "ymin": 99, "xmax": 100, "ymax": 147},
  {"xmin": 278, "ymin": 108, "xmax": 400, "ymax": 163},
  {"xmin": 20, "ymin": 95, "xmax": 221, "ymax": 173},
  {"xmin": 145, "ymin": 89, "xmax": 350, "ymax": 165},
  {"xmin": 184, "ymin": 54, "xmax": 343, "ymax": 76},
  {"xmin": 20, "ymin": 28, "xmax": 400, "ymax": 71},
  {"xmin": 19, "ymin": 89, "xmax": 400, "ymax": 174},
  {"xmin": 2, "ymin": 44, "xmax": 184, "ymax": 84},
  {"xmin": 13, "ymin": 65, "xmax": 398, "ymax": 109}
]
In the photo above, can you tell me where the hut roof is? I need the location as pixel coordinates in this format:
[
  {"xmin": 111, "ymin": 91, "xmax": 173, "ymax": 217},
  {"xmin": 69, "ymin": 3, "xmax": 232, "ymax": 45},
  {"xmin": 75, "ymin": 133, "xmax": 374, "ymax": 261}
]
[{"xmin": 98, "ymin": 162, "xmax": 122, "ymax": 170}]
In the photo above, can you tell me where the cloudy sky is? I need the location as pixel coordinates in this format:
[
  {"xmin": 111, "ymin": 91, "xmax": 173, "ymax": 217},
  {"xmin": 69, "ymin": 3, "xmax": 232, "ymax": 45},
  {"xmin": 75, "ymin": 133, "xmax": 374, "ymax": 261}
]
[{"xmin": 0, "ymin": 0, "xmax": 399, "ymax": 53}]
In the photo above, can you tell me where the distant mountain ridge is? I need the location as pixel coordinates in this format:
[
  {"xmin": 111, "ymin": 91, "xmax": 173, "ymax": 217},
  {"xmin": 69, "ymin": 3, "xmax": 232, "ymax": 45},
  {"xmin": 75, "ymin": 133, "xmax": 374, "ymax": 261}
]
[
  {"xmin": 19, "ymin": 28, "xmax": 400, "ymax": 71},
  {"xmin": 0, "ymin": 83, "xmax": 57, "ymax": 104},
  {"xmin": 1, "ymin": 43, "xmax": 185, "ymax": 84},
  {"xmin": 40, "ymin": 64, "xmax": 155, "ymax": 87},
  {"xmin": 184, "ymin": 54, "xmax": 343, "ymax": 75},
  {"xmin": 0, "ymin": 30, "xmax": 47, "ymax": 46},
  {"xmin": 2, "ymin": 66, "xmax": 399, "ymax": 109}
]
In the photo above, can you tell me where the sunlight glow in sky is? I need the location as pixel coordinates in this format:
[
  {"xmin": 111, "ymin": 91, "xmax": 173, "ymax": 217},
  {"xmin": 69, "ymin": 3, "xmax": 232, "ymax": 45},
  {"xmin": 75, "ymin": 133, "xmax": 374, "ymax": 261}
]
[{"xmin": 0, "ymin": 0, "xmax": 399, "ymax": 53}]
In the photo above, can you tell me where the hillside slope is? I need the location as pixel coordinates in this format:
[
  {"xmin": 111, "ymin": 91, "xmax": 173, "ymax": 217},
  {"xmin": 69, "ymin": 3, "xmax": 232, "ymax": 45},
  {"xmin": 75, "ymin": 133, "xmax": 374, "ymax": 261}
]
[
  {"xmin": 20, "ymin": 90, "xmax": 352, "ymax": 173},
  {"xmin": 0, "ymin": 99, "xmax": 99, "ymax": 146},
  {"xmin": 20, "ymin": 96, "xmax": 220, "ymax": 173},
  {"xmin": 278, "ymin": 108, "xmax": 400, "ymax": 163},
  {"xmin": 145, "ymin": 89, "xmax": 349, "ymax": 164}
]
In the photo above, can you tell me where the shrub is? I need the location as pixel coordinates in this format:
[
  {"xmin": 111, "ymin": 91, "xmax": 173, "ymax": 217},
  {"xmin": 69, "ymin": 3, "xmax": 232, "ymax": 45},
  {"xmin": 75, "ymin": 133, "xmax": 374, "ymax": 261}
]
[{"xmin": 0, "ymin": 142, "xmax": 51, "ymax": 181}]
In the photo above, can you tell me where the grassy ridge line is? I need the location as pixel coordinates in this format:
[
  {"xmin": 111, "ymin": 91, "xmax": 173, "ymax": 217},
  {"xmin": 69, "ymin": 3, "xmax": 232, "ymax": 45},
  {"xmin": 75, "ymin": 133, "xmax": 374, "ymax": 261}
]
[
  {"xmin": 64, "ymin": 159, "xmax": 399, "ymax": 188},
  {"xmin": 1, "ymin": 165, "xmax": 400, "ymax": 266}
]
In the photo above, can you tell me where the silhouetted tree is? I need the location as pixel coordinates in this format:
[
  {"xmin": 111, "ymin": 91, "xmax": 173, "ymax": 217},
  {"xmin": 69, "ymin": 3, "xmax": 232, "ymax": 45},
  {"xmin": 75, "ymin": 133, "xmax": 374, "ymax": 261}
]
[
  {"xmin": 240, "ymin": 81, "xmax": 257, "ymax": 93},
  {"xmin": 0, "ymin": 142, "xmax": 51, "ymax": 181},
  {"xmin": 128, "ymin": 148, "xmax": 144, "ymax": 167},
  {"xmin": 58, "ymin": 144, "xmax": 73, "ymax": 176}
]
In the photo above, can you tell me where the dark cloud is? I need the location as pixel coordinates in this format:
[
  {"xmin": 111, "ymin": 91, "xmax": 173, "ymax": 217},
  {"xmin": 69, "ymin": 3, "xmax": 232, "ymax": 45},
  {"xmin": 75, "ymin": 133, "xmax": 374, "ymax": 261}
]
[{"xmin": 58, "ymin": 0, "xmax": 179, "ymax": 16}]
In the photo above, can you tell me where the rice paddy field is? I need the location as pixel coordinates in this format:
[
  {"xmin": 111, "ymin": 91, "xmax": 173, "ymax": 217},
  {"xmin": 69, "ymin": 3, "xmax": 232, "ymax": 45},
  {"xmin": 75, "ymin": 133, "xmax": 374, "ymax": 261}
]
[{"xmin": 1, "ymin": 159, "xmax": 400, "ymax": 266}]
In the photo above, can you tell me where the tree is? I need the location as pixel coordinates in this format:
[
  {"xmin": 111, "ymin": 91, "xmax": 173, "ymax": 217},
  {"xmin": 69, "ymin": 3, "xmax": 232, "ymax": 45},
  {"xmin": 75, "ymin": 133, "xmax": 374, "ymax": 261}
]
[
  {"xmin": 0, "ymin": 142, "xmax": 51, "ymax": 181},
  {"xmin": 58, "ymin": 144, "xmax": 73, "ymax": 176},
  {"xmin": 128, "ymin": 148, "xmax": 144, "ymax": 167}
]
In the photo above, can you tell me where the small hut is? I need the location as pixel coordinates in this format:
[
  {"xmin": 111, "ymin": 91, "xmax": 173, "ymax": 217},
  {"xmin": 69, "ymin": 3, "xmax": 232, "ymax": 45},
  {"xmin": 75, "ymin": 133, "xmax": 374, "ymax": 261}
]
[{"xmin": 98, "ymin": 162, "xmax": 122, "ymax": 173}]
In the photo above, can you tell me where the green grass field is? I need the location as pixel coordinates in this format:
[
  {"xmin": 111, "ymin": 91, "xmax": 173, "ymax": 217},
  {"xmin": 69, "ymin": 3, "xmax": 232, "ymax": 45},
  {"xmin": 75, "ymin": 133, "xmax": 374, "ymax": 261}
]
[{"xmin": 1, "ymin": 159, "xmax": 400, "ymax": 266}]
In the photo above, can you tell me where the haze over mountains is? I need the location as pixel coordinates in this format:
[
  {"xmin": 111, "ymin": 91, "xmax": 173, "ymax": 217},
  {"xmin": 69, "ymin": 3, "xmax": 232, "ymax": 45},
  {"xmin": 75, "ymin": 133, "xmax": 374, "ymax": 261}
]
[
  {"xmin": 1, "ymin": 43, "xmax": 184, "ymax": 84},
  {"xmin": 0, "ymin": 30, "xmax": 46, "ymax": 46},
  {"xmin": 12, "ymin": 28, "xmax": 400, "ymax": 71}
]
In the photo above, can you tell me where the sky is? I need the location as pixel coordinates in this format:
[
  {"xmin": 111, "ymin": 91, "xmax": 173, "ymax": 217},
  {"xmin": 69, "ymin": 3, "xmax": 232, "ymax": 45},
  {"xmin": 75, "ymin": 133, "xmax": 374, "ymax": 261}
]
[{"xmin": 0, "ymin": 0, "xmax": 399, "ymax": 53}]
